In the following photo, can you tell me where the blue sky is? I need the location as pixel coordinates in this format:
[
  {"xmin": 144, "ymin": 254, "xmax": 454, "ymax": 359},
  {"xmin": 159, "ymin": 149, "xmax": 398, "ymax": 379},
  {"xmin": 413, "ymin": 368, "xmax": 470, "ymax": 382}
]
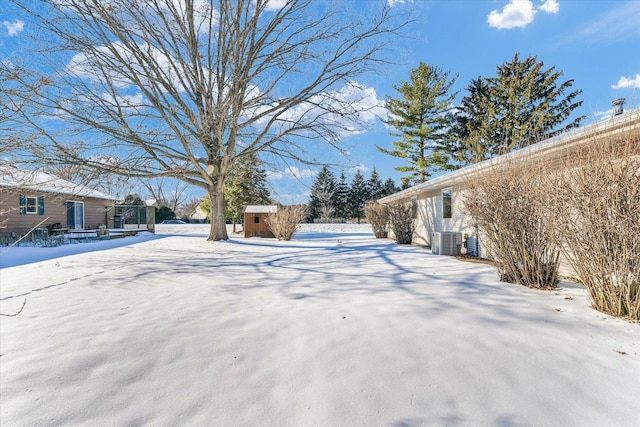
[{"xmin": 2, "ymin": 0, "xmax": 639, "ymax": 205}]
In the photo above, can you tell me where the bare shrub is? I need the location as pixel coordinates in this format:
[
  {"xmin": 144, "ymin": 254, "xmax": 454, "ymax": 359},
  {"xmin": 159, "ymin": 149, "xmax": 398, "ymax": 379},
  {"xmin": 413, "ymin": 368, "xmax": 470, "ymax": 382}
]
[
  {"xmin": 388, "ymin": 200, "xmax": 417, "ymax": 244},
  {"xmin": 364, "ymin": 201, "xmax": 389, "ymax": 238},
  {"xmin": 266, "ymin": 205, "xmax": 307, "ymax": 241},
  {"xmin": 464, "ymin": 161, "xmax": 560, "ymax": 289},
  {"xmin": 551, "ymin": 136, "xmax": 640, "ymax": 321}
]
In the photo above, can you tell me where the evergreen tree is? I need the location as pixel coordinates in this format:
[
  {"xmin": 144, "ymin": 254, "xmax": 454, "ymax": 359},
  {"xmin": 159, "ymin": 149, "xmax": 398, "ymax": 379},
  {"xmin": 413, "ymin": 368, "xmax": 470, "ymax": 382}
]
[
  {"xmin": 224, "ymin": 152, "xmax": 272, "ymax": 231},
  {"xmin": 333, "ymin": 170, "xmax": 351, "ymax": 221},
  {"xmin": 199, "ymin": 153, "xmax": 271, "ymax": 230},
  {"xmin": 308, "ymin": 165, "xmax": 337, "ymax": 222},
  {"xmin": 447, "ymin": 77, "xmax": 492, "ymax": 165},
  {"xmin": 366, "ymin": 167, "xmax": 385, "ymax": 201},
  {"xmin": 381, "ymin": 177, "xmax": 399, "ymax": 198},
  {"xmin": 349, "ymin": 170, "xmax": 368, "ymax": 223},
  {"xmin": 378, "ymin": 62, "xmax": 457, "ymax": 187},
  {"xmin": 453, "ymin": 54, "xmax": 584, "ymax": 163},
  {"xmin": 155, "ymin": 206, "xmax": 176, "ymax": 223}
]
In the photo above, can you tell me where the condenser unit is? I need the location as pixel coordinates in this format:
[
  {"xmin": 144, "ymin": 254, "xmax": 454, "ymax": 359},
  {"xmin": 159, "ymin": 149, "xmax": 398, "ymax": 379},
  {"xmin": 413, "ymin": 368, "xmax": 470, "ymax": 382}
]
[{"xmin": 431, "ymin": 232, "xmax": 462, "ymax": 255}]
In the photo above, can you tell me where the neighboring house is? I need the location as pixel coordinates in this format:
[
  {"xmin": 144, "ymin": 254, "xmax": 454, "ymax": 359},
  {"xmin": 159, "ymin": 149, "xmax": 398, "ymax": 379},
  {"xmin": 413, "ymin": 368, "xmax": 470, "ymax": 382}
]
[
  {"xmin": 379, "ymin": 109, "xmax": 640, "ymax": 256},
  {"xmin": 244, "ymin": 205, "xmax": 278, "ymax": 238},
  {"xmin": 189, "ymin": 204, "xmax": 209, "ymax": 223},
  {"xmin": 0, "ymin": 166, "xmax": 118, "ymax": 238}
]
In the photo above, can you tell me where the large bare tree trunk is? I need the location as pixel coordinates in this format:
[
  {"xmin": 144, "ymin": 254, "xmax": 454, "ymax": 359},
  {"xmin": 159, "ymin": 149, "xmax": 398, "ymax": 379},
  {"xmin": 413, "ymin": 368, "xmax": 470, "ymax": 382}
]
[{"xmin": 208, "ymin": 183, "xmax": 228, "ymax": 241}]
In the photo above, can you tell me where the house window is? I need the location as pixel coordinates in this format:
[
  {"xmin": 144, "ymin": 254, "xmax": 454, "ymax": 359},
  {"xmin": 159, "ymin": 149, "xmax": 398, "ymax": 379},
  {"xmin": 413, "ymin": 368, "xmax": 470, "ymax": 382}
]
[
  {"xmin": 254, "ymin": 216, "xmax": 260, "ymax": 224},
  {"xmin": 442, "ymin": 189, "xmax": 452, "ymax": 219},
  {"xmin": 26, "ymin": 197, "xmax": 37, "ymax": 214},
  {"xmin": 19, "ymin": 195, "xmax": 45, "ymax": 215}
]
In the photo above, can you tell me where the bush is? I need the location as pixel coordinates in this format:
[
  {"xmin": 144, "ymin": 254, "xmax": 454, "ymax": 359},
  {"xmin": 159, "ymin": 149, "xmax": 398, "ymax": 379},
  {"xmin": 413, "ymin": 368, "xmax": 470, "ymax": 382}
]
[
  {"xmin": 266, "ymin": 205, "xmax": 307, "ymax": 241},
  {"xmin": 388, "ymin": 200, "xmax": 416, "ymax": 244},
  {"xmin": 464, "ymin": 160, "xmax": 560, "ymax": 289},
  {"xmin": 551, "ymin": 136, "xmax": 640, "ymax": 321},
  {"xmin": 364, "ymin": 201, "xmax": 389, "ymax": 238}
]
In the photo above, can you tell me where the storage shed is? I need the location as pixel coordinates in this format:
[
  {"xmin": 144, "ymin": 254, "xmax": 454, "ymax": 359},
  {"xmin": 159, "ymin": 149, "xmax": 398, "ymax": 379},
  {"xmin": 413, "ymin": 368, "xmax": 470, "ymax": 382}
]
[{"xmin": 244, "ymin": 205, "xmax": 278, "ymax": 238}]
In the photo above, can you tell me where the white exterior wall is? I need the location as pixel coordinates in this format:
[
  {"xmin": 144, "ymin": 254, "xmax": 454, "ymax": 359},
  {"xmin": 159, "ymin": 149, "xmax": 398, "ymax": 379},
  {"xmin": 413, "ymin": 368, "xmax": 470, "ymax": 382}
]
[{"xmin": 411, "ymin": 187, "xmax": 488, "ymax": 258}]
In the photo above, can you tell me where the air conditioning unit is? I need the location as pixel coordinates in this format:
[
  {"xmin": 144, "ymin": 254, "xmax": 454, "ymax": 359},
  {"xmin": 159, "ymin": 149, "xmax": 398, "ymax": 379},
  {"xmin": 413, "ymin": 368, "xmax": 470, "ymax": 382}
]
[{"xmin": 431, "ymin": 232, "xmax": 462, "ymax": 255}]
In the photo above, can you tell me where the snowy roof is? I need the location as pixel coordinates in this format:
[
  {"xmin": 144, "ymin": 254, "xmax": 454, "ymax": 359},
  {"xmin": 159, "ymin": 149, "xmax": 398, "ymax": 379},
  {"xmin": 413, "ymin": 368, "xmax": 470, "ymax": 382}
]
[
  {"xmin": 0, "ymin": 165, "xmax": 117, "ymax": 200},
  {"xmin": 380, "ymin": 108, "xmax": 640, "ymax": 203},
  {"xmin": 244, "ymin": 205, "xmax": 278, "ymax": 214}
]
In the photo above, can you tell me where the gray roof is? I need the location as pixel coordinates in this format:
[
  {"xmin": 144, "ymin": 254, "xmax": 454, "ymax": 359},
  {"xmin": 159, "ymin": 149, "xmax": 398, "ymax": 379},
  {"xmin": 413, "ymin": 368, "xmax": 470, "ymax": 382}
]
[{"xmin": 0, "ymin": 165, "xmax": 118, "ymax": 200}]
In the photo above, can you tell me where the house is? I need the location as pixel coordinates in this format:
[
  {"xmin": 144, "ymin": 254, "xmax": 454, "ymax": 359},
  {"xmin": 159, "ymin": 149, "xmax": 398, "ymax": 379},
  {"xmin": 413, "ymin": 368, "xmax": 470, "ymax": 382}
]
[
  {"xmin": 0, "ymin": 166, "xmax": 118, "ymax": 238},
  {"xmin": 378, "ymin": 109, "xmax": 640, "ymax": 256},
  {"xmin": 244, "ymin": 205, "xmax": 278, "ymax": 238}
]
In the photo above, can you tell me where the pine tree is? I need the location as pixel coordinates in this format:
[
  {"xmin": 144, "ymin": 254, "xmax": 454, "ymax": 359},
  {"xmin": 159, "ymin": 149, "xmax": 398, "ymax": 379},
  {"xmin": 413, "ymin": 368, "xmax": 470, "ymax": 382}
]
[
  {"xmin": 453, "ymin": 54, "xmax": 584, "ymax": 162},
  {"xmin": 378, "ymin": 62, "xmax": 457, "ymax": 187},
  {"xmin": 308, "ymin": 165, "xmax": 337, "ymax": 222},
  {"xmin": 349, "ymin": 170, "xmax": 368, "ymax": 223},
  {"xmin": 447, "ymin": 77, "xmax": 492, "ymax": 165},
  {"xmin": 381, "ymin": 177, "xmax": 399, "ymax": 198},
  {"xmin": 224, "ymin": 153, "xmax": 272, "ymax": 232},
  {"xmin": 366, "ymin": 167, "xmax": 385, "ymax": 201},
  {"xmin": 333, "ymin": 170, "xmax": 351, "ymax": 221}
]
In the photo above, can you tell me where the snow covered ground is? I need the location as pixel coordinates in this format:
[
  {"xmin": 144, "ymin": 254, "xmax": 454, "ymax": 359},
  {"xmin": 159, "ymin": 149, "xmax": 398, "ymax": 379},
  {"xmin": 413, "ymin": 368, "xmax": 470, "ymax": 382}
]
[{"xmin": 1, "ymin": 224, "xmax": 638, "ymax": 426}]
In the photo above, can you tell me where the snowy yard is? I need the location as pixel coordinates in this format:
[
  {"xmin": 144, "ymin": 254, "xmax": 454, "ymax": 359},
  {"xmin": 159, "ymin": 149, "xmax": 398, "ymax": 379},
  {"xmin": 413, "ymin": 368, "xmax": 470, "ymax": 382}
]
[{"xmin": 1, "ymin": 224, "xmax": 638, "ymax": 426}]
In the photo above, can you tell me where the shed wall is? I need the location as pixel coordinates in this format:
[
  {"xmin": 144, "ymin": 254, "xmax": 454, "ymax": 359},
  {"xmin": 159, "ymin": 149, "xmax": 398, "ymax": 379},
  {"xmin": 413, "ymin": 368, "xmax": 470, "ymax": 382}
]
[{"xmin": 243, "ymin": 212, "xmax": 275, "ymax": 238}]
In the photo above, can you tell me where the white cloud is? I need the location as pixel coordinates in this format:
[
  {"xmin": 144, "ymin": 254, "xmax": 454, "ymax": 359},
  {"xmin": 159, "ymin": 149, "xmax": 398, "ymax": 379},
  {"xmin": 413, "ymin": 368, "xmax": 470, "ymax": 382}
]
[
  {"xmin": 67, "ymin": 41, "xmax": 192, "ymax": 92},
  {"xmin": 387, "ymin": 0, "xmax": 407, "ymax": 6},
  {"xmin": 612, "ymin": 73, "xmax": 640, "ymax": 89},
  {"xmin": 253, "ymin": 81, "xmax": 385, "ymax": 141},
  {"xmin": 266, "ymin": 170, "xmax": 283, "ymax": 180},
  {"xmin": 487, "ymin": 0, "xmax": 558, "ymax": 30},
  {"xmin": 285, "ymin": 166, "xmax": 316, "ymax": 179},
  {"xmin": 539, "ymin": 0, "xmax": 559, "ymax": 14},
  {"xmin": 488, "ymin": 0, "xmax": 535, "ymax": 29},
  {"xmin": 349, "ymin": 164, "xmax": 370, "ymax": 174},
  {"xmin": 264, "ymin": 0, "xmax": 287, "ymax": 11},
  {"xmin": 3, "ymin": 20, "xmax": 24, "ymax": 36},
  {"xmin": 267, "ymin": 166, "xmax": 317, "ymax": 180}
]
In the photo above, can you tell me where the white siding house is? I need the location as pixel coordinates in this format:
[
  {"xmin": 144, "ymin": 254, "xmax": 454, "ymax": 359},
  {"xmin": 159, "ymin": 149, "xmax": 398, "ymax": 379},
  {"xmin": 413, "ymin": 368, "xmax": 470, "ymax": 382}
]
[{"xmin": 379, "ymin": 109, "xmax": 640, "ymax": 257}]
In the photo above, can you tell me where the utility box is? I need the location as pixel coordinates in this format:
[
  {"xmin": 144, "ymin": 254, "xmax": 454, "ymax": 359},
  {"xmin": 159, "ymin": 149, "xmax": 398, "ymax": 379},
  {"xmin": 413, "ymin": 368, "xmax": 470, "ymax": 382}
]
[{"xmin": 431, "ymin": 232, "xmax": 462, "ymax": 255}]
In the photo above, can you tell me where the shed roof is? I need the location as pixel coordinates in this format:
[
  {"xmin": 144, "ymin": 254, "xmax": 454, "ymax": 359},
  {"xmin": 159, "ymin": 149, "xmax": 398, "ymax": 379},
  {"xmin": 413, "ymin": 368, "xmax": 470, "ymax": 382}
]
[
  {"xmin": 379, "ymin": 109, "xmax": 640, "ymax": 204},
  {"xmin": 0, "ymin": 165, "xmax": 118, "ymax": 200},
  {"xmin": 244, "ymin": 205, "xmax": 278, "ymax": 214}
]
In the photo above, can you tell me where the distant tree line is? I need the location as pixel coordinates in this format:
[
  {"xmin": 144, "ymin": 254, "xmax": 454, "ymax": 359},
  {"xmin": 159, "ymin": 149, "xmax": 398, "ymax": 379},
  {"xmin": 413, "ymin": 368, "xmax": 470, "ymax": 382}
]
[{"xmin": 307, "ymin": 166, "xmax": 399, "ymax": 223}]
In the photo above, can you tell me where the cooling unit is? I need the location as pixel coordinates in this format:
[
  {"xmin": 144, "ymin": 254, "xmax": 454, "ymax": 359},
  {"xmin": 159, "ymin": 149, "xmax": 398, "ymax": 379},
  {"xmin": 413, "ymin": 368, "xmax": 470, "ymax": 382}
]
[{"xmin": 431, "ymin": 232, "xmax": 462, "ymax": 255}]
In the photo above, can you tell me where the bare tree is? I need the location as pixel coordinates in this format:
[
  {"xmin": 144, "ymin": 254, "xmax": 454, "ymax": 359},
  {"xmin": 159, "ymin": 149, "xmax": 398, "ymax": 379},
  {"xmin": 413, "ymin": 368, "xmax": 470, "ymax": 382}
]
[
  {"xmin": 176, "ymin": 196, "xmax": 204, "ymax": 220},
  {"xmin": 387, "ymin": 200, "xmax": 416, "ymax": 244},
  {"xmin": 7, "ymin": 0, "xmax": 404, "ymax": 240},
  {"xmin": 364, "ymin": 201, "xmax": 389, "ymax": 238},
  {"xmin": 140, "ymin": 177, "xmax": 190, "ymax": 213},
  {"xmin": 550, "ymin": 136, "xmax": 640, "ymax": 320},
  {"xmin": 464, "ymin": 160, "xmax": 561, "ymax": 289},
  {"xmin": 267, "ymin": 204, "xmax": 307, "ymax": 241}
]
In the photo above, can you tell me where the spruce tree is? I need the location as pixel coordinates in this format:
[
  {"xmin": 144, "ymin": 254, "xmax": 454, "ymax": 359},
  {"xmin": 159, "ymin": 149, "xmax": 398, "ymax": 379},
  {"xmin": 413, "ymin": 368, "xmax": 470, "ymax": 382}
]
[
  {"xmin": 381, "ymin": 177, "xmax": 399, "ymax": 198},
  {"xmin": 308, "ymin": 165, "xmax": 337, "ymax": 222},
  {"xmin": 378, "ymin": 62, "xmax": 457, "ymax": 187},
  {"xmin": 349, "ymin": 170, "xmax": 368, "ymax": 223},
  {"xmin": 366, "ymin": 167, "xmax": 385, "ymax": 201},
  {"xmin": 453, "ymin": 54, "xmax": 584, "ymax": 162},
  {"xmin": 333, "ymin": 170, "xmax": 351, "ymax": 221}
]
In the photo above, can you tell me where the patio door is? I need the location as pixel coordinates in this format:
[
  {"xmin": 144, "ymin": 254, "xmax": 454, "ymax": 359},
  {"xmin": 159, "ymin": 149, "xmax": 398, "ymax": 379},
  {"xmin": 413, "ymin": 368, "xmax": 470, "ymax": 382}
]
[{"xmin": 66, "ymin": 201, "xmax": 85, "ymax": 230}]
